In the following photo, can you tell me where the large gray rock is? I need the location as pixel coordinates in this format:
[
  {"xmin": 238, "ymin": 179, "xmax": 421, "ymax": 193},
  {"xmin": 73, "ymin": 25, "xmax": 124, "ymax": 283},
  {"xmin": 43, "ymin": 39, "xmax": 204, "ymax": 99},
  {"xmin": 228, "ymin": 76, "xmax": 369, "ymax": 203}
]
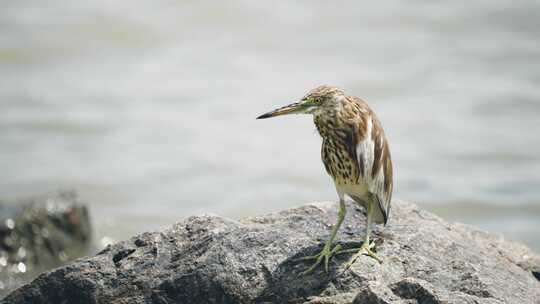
[
  {"xmin": 3, "ymin": 200, "xmax": 539, "ymax": 303},
  {"xmin": 0, "ymin": 191, "xmax": 91, "ymax": 297}
]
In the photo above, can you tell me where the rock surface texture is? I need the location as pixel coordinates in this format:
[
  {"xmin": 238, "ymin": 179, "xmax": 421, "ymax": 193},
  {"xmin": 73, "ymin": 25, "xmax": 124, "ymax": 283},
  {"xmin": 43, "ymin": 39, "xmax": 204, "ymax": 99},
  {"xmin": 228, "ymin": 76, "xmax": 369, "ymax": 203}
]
[
  {"xmin": 0, "ymin": 191, "xmax": 91, "ymax": 298},
  {"xmin": 3, "ymin": 200, "xmax": 540, "ymax": 303}
]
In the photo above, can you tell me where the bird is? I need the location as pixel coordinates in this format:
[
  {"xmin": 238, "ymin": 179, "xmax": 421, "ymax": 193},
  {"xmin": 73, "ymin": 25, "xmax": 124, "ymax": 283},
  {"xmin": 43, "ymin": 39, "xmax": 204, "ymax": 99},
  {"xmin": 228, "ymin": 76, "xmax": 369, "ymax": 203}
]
[{"xmin": 256, "ymin": 85, "xmax": 393, "ymax": 274}]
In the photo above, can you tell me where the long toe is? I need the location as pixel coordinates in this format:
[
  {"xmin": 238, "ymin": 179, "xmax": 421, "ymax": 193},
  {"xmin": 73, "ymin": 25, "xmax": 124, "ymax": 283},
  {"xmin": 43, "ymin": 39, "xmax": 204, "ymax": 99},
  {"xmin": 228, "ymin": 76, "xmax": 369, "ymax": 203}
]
[
  {"xmin": 293, "ymin": 254, "xmax": 320, "ymax": 262},
  {"xmin": 298, "ymin": 244, "xmax": 341, "ymax": 275},
  {"xmin": 340, "ymin": 243, "xmax": 382, "ymax": 273},
  {"xmin": 302, "ymin": 254, "xmax": 324, "ymax": 275},
  {"xmin": 363, "ymin": 247, "xmax": 382, "ymax": 264}
]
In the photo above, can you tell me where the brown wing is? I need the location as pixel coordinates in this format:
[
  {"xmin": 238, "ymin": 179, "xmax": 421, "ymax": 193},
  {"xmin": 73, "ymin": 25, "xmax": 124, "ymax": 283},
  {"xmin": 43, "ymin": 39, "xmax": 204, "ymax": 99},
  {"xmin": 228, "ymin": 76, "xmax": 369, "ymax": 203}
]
[
  {"xmin": 368, "ymin": 114, "xmax": 393, "ymax": 224},
  {"xmin": 346, "ymin": 96, "xmax": 393, "ymax": 224}
]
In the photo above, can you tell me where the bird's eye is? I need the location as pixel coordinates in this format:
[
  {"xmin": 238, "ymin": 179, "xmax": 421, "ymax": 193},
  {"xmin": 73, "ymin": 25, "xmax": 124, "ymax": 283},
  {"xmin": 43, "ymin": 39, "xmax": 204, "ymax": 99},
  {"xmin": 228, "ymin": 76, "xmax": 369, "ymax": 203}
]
[{"xmin": 302, "ymin": 97, "xmax": 321, "ymax": 105}]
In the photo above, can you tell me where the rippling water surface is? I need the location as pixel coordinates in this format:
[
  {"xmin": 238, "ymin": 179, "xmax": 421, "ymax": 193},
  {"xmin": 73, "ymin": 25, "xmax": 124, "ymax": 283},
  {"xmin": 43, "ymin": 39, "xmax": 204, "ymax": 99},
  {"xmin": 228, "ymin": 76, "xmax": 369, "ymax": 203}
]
[{"xmin": 1, "ymin": 1, "xmax": 539, "ymax": 253}]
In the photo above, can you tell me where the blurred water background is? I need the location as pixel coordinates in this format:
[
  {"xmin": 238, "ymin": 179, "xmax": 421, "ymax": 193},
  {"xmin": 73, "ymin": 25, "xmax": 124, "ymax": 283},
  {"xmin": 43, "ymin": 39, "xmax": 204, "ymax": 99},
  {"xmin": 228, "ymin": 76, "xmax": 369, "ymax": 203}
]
[{"xmin": 1, "ymin": 0, "xmax": 539, "ymax": 259}]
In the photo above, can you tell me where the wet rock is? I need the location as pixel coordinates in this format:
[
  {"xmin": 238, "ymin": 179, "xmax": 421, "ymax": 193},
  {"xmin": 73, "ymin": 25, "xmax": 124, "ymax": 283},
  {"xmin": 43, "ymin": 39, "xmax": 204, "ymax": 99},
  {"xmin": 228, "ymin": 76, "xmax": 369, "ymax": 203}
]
[
  {"xmin": 3, "ymin": 200, "xmax": 539, "ymax": 303},
  {"xmin": 0, "ymin": 191, "xmax": 91, "ymax": 297}
]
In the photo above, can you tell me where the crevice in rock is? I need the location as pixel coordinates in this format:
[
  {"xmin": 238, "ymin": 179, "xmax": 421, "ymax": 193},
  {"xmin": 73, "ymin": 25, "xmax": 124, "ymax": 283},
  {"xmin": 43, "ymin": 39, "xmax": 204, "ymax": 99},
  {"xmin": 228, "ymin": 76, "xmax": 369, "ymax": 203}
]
[
  {"xmin": 112, "ymin": 248, "xmax": 135, "ymax": 266},
  {"xmin": 390, "ymin": 279, "xmax": 440, "ymax": 304},
  {"xmin": 134, "ymin": 238, "xmax": 147, "ymax": 247}
]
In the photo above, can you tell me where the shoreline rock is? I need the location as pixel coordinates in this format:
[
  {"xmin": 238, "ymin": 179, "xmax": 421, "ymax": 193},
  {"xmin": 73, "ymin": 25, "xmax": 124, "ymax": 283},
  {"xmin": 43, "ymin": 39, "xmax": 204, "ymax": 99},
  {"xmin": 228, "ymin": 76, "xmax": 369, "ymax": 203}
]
[
  {"xmin": 3, "ymin": 200, "xmax": 539, "ymax": 303},
  {"xmin": 0, "ymin": 191, "xmax": 91, "ymax": 297}
]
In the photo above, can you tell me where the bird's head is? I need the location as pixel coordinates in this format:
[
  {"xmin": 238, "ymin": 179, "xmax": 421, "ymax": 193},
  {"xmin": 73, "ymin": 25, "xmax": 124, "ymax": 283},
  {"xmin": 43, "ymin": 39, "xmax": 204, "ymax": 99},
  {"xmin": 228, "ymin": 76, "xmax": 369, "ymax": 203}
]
[{"xmin": 257, "ymin": 85, "xmax": 345, "ymax": 119}]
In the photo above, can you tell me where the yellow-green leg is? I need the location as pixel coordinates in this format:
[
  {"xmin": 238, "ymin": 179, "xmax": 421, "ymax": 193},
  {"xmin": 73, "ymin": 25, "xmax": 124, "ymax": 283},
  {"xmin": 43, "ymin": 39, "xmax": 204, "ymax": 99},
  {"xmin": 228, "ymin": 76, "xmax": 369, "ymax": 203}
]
[
  {"xmin": 297, "ymin": 199, "xmax": 346, "ymax": 274},
  {"xmin": 339, "ymin": 199, "xmax": 382, "ymax": 272}
]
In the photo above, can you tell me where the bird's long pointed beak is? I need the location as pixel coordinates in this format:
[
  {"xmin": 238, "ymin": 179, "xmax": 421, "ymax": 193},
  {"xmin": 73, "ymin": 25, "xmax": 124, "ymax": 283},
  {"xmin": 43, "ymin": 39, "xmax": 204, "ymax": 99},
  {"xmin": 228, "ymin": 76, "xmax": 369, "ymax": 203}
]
[{"xmin": 256, "ymin": 102, "xmax": 303, "ymax": 119}]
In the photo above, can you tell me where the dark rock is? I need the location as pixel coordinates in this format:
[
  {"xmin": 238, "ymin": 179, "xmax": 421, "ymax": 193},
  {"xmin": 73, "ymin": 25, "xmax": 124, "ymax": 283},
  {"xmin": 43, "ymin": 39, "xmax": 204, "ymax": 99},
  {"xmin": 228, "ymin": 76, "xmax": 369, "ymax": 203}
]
[
  {"xmin": 353, "ymin": 281, "xmax": 402, "ymax": 304},
  {"xmin": 3, "ymin": 200, "xmax": 539, "ymax": 303},
  {"xmin": 0, "ymin": 191, "xmax": 91, "ymax": 297}
]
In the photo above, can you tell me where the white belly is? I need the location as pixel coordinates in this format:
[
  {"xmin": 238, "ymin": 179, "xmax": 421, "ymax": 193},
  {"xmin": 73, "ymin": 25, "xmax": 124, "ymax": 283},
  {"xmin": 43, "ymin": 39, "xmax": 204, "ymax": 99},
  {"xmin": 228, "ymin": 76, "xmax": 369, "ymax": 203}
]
[
  {"xmin": 335, "ymin": 181, "xmax": 386, "ymax": 224},
  {"xmin": 335, "ymin": 182, "xmax": 369, "ymax": 202}
]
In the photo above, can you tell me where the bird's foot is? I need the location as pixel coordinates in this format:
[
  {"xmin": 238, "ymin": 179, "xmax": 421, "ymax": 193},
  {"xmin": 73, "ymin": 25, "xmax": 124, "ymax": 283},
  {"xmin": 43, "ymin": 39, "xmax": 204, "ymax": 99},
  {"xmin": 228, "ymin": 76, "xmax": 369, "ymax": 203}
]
[
  {"xmin": 337, "ymin": 239, "xmax": 382, "ymax": 273},
  {"xmin": 295, "ymin": 243, "xmax": 342, "ymax": 275}
]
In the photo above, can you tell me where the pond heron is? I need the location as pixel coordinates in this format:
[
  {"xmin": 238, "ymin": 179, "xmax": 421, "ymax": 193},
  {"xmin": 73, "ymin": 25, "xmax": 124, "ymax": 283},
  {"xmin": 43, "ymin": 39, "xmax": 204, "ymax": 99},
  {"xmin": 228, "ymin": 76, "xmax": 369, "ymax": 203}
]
[{"xmin": 257, "ymin": 85, "xmax": 393, "ymax": 274}]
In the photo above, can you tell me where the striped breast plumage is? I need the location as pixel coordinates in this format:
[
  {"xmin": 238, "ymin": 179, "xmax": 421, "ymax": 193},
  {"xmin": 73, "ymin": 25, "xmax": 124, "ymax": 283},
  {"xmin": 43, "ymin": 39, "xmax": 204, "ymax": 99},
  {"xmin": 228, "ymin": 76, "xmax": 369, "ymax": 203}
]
[{"xmin": 314, "ymin": 96, "xmax": 393, "ymax": 224}]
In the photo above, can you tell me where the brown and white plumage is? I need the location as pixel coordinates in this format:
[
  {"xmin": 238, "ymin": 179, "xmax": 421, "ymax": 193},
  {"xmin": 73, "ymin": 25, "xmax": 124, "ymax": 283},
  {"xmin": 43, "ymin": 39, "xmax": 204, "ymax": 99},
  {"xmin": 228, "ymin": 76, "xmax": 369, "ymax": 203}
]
[
  {"xmin": 257, "ymin": 85, "xmax": 393, "ymax": 272},
  {"xmin": 308, "ymin": 86, "xmax": 393, "ymax": 224}
]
